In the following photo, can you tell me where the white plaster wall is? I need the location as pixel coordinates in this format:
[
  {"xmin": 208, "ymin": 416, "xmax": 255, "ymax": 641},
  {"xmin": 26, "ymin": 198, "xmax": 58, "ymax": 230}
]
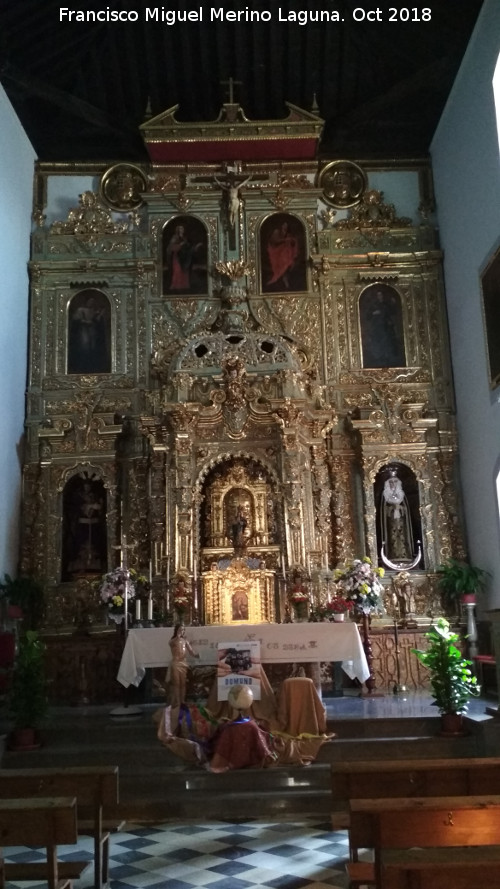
[
  {"xmin": 0, "ymin": 86, "xmax": 36, "ymax": 576},
  {"xmin": 431, "ymin": 0, "xmax": 500, "ymax": 607}
]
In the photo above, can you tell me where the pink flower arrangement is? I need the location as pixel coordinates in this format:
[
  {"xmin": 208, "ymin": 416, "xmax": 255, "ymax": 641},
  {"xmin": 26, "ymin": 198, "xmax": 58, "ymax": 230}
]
[{"xmin": 326, "ymin": 597, "xmax": 354, "ymax": 614}]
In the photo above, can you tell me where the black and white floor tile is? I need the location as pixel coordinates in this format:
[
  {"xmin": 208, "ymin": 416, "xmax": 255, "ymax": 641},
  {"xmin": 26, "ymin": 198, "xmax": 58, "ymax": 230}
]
[{"xmin": 6, "ymin": 819, "xmax": 350, "ymax": 889}]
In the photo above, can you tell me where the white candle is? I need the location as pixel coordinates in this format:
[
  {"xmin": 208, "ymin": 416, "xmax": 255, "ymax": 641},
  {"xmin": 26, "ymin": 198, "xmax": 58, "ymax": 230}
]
[
  {"xmin": 135, "ymin": 598, "xmax": 141, "ymax": 621},
  {"xmin": 282, "ymin": 554, "xmax": 286, "ymax": 580},
  {"xmin": 149, "ymin": 560, "xmax": 153, "ymax": 585},
  {"xmin": 147, "ymin": 595, "xmax": 153, "ymax": 621}
]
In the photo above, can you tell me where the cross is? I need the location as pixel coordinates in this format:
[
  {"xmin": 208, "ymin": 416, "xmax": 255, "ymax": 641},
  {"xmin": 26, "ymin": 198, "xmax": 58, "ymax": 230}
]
[
  {"xmin": 221, "ymin": 77, "xmax": 242, "ymax": 105},
  {"xmin": 113, "ymin": 534, "xmax": 133, "ymax": 569}
]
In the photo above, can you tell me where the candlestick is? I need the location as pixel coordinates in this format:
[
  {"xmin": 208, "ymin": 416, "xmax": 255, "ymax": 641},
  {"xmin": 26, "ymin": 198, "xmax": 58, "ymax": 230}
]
[
  {"xmin": 147, "ymin": 594, "xmax": 153, "ymax": 621},
  {"xmin": 282, "ymin": 553, "xmax": 286, "ymax": 580},
  {"xmin": 135, "ymin": 598, "xmax": 141, "ymax": 621}
]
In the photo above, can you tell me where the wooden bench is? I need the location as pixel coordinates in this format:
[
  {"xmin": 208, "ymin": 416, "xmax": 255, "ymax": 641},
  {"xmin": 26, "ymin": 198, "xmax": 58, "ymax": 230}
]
[
  {"xmin": 0, "ymin": 796, "xmax": 85, "ymax": 889},
  {"xmin": 0, "ymin": 765, "xmax": 122, "ymax": 889},
  {"xmin": 331, "ymin": 755, "xmax": 500, "ymax": 830},
  {"xmin": 350, "ymin": 795, "xmax": 500, "ymax": 888}
]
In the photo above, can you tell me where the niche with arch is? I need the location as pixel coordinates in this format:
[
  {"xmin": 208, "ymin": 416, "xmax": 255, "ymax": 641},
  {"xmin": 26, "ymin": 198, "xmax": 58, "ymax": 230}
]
[
  {"xmin": 61, "ymin": 474, "xmax": 107, "ymax": 581},
  {"xmin": 374, "ymin": 463, "xmax": 423, "ymax": 568},
  {"xmin": 67, "ymin": 289, "xmax": 111, "ymax": 374},
  {"xmin": 359, "ymin": 283, "xmax": 406, "ymax": 368}
]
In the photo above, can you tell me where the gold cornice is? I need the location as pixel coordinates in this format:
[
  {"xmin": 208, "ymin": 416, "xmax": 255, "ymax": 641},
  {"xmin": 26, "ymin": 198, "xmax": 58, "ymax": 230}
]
[{"xmin": 140, "ymin": 102, "xmax": 323, "ymax": 144}]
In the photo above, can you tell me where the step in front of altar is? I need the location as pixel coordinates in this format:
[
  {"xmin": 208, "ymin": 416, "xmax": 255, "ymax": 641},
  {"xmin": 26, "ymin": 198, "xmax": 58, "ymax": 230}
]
[{"xmin": 2, "ymin": 704, "xmax": 499, "ymax": 823}]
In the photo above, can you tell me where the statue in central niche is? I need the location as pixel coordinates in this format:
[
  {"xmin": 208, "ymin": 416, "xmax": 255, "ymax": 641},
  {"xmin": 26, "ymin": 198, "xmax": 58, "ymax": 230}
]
[{"xmin": 230, "ymin": 503, "xmax": 249, "ymax": 550}]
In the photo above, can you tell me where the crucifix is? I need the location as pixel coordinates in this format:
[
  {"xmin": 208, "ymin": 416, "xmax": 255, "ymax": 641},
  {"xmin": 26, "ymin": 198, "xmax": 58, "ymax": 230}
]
[{"xmin": 221, "ymin": 76, "xmax": 242, "ymax": 106}]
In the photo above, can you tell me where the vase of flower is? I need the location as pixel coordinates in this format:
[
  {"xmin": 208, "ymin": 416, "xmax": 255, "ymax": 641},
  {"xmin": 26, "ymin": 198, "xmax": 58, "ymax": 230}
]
[
  {"xmin": 334, "ymin": 558, "xmax": 385, "ymax": 693},
  {"xmin": 325, "ymin": 596, "xmax": 354, "ymax": 623},
  {"xmin": 98, "ymin": 566, "xmax": 142, "ymax": 626},
  {"xmin": 173, "ymin": 577, "xmax": 191, "ymax": 626},
  {"xmin": 289, "ymin": 572, "xmax": 309, "ymax": 622}
]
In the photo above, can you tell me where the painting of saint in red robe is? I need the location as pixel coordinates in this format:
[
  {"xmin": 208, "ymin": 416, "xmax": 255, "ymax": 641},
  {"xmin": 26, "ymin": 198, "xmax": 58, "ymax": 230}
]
[
  {"xmin": 260, "ymin": 213, "xmax": 307, "ymax": 293},
  {"xmin": 162, "ymin": 216, "xmax": 208, "ymax": 295}
]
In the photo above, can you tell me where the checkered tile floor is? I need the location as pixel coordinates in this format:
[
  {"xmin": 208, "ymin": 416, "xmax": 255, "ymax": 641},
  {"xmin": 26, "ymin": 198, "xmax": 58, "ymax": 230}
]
[{"xmin": 6, "ymin": 819, "xmax": 350, "ymax": 889}]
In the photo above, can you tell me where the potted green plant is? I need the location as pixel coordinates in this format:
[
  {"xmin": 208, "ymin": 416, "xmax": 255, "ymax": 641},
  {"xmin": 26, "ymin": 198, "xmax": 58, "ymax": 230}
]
[
  {"xmin": 0, "ymin": 574, "xmax": 45, "ymax": 630},
  {"xmin": 8, "ymin": 630, "xmax": 48, "ymax": 750},
  {"xmin": 412, "ymin": 617, "xmax": 480, "ymax": 735},
  {"xmin": 436, "ymin": 558, "xmax": 489, "ymax": 608}
]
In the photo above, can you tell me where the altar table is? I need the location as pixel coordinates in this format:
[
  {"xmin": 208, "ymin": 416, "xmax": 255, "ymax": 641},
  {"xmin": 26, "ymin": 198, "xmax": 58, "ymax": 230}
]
[{"xmin": 117, "ymin": 622, "xmax": 370, "ymax": 688}]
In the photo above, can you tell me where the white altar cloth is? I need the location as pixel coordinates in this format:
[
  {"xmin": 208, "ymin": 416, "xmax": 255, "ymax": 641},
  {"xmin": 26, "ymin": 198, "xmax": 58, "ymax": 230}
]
[{"xmin": 117, "ymin": 622, "xmax": 370, "ymax": 688}]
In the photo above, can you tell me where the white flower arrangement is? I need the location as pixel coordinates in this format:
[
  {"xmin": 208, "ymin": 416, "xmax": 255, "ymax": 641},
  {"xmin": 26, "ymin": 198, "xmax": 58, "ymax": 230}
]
[
  {"xmin": 334, "ymin": 557, "xmax": 385, "ymax": 615},
  {"xmin": 99, "ymin": 567, "xmax": 138, "ymax": 612}
]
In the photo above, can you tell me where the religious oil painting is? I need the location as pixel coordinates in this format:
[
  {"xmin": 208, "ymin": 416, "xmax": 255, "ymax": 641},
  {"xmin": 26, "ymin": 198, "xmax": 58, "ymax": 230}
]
[
  {"xmin": 260, "ymin": 213, "xmax": 307, "ymax": 294},
  {"xmin": 162, "ymin": 215, "xmax": 208, "ymax": 295},
  {"xmin": 61, "ymin": 475, "xmax": 107, "ymax": 581},
  {"xmin": 359, "ymin": 283, "xmax": 406, "ymax": 368},
  {"xmin": 480, "ymin": 246, "xmax": 500, "ymax": 388},
  {"xmin": 67, "ymin": 289, "xmax": 111, "ymax": 375}
]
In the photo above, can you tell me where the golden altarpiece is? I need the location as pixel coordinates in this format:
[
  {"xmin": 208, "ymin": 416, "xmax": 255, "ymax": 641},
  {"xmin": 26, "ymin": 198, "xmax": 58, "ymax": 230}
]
[{"xmin": 20, "ymin": 99, "xmax": 464, "ymax": 701}]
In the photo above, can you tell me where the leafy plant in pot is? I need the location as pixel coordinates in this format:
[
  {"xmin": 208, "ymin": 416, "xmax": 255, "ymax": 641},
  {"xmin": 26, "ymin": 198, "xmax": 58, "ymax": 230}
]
[
  {"xmin": 412, "ymin": 618, "xmax": 480, "ymax": 735},
  {"xmin": 436, "ymin": 558, "xmax": 489, "ymax": 612},
  {"xmin": 8, "ymin": 630, "xmax": 48, "ymax": 750}
]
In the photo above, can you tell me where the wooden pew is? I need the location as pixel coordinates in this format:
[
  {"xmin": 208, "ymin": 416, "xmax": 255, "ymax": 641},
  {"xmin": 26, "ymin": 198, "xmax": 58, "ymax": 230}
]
[
  {"xmin": 351, "ymin": 795, "xmax": 500, "ymax": 889},
  {"xmin": 0, "ymin": 765, "xmax": 122, "ymax": 889},
  {"xmin": 348, "ymin": 794, "xmax": 500, "ymax": 888},
  {"xmin": 331, "ymin": 755, "xmax": 500, "ymax": 829},
  {"xmin": 0, "ymin": 797, "xmax": 85, "ymax": 889},
  {"xmin": 332, "ymin": 755, "xmax": 500, "ymax": 884}
]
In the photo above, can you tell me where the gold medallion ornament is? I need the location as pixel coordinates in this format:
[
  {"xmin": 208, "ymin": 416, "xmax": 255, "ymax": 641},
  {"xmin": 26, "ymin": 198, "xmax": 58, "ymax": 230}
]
[{"xmin": 100, "ymin": 164, "xmax": 148, "ymax": 211}]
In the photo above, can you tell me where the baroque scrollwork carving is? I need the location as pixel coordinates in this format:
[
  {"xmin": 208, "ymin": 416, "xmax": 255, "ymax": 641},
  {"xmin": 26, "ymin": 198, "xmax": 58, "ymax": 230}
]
[
  {"xmin": 334, "ymin": 190, "xmax": 412, "ymax": 230},
  {"xmin": 50, "ymin": 191, "xmax": 129, "ymax": 247}
]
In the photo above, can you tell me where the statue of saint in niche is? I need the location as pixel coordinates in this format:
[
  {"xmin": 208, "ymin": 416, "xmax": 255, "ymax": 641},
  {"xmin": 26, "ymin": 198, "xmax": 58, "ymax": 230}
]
[
  {"xmin": 67, "ymin": 290, "xmax": 111, "ymax": 375},
  {"xmin": 62, "ymin": 476, "xmax": 107, "ymax": 580},
  {"xmin": 359, "ymin": 284, "xmax": 406, "ymax": 368},
  {"xmin": 380, "ymin": 469, "xmax": 414, "ymax": 563},
  {"xmin": 230, "ymin": 503, "xmax": 249, "ymax": 550},
  {"xmin": 225, "ymin": 489, "xmax": 252, "ymax": 551}
]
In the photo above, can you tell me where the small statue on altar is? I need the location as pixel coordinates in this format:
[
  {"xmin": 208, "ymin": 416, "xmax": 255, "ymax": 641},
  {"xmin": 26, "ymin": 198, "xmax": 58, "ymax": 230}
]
[
  {"xmin": 166, "ymin": 623, "xmax": 199, "ymax": 707},
  {"xmin": 391, "ymin": 571, "xmax": 417, "ymax": 626}
]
